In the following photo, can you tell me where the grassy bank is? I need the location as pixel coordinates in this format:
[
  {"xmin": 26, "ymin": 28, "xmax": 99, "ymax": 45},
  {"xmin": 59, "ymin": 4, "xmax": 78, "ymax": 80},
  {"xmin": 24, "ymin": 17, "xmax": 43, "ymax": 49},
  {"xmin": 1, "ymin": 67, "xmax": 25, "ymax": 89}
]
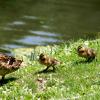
[{"xmin": 0, "ymin": 39, "xmax": 100, "ymax": 99}]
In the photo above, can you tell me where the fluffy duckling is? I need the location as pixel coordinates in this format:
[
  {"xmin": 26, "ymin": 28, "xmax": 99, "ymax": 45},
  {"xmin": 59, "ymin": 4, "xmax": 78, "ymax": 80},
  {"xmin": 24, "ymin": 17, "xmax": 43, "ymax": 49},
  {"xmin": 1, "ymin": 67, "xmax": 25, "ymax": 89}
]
[
  {"xmin": 39, "ymin": 53, "xmax": 60, "ymax": 71},
  {"xmin": 77, "ymin": 45, "xmax": 96, "ymax": 62},
  {"xmin": 0, "ymin": 53, "xmax": 23, "ymax": 80}
]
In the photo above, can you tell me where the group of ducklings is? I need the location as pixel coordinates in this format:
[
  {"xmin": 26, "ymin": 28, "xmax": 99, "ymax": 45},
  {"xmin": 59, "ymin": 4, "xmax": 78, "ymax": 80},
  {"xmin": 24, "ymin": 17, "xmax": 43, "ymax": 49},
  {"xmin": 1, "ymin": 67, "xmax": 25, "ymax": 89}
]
[
  {"xmin": 0, "ymin": 45, "xmax": 96, "ymax": 81},
  {"xmin": 39, "ymin": 45, "xmax": 96, "ymax": 71}
]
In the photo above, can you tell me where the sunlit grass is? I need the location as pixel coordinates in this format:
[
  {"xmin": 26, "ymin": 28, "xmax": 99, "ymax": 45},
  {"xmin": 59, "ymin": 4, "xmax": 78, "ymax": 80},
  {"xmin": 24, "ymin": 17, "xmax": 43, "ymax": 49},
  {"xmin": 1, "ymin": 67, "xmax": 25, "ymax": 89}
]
[{"xmin": 0, "ymin": 39, "xmax": 100, "ymax": 99}]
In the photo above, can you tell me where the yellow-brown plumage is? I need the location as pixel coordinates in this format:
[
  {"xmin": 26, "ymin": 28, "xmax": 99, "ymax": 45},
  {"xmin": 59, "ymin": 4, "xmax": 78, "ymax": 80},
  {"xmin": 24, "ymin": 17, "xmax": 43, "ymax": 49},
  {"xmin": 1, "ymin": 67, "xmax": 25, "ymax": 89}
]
[
  {"xmin": 77, "ymin": 46, "xmax": 96, "ymax": 62},
  {"xmin": 39, "ymin": 53, "xmax": 60, "ymax": 71},
  {"xmin": 0, "ymin": 53, "xmax": 22, "ymax": 80}
]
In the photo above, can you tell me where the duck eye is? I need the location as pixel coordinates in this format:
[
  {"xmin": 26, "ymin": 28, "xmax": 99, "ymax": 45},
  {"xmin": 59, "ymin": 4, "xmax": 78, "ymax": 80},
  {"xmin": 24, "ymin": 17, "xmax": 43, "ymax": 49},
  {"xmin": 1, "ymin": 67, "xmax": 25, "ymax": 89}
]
[
  {"xmin": 80, "ymin": 51, "xmax": 84, "ymax": 53},
  {"xmin": 42, "ymin": 58, "xmax": 45, "ymax": 61}
]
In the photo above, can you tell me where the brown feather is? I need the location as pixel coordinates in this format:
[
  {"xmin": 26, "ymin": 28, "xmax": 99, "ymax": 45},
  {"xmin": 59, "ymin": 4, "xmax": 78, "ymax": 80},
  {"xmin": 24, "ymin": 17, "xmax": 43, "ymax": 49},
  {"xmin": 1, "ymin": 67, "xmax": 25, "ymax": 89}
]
[{"xmin": 0, "ymin": 53, "xmax": 22, "ymax": 80}]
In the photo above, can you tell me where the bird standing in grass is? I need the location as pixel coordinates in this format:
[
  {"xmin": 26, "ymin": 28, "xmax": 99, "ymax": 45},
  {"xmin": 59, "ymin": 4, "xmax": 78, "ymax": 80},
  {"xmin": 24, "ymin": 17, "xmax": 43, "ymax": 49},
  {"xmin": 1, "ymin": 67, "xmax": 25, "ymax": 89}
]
[
  {"xmin": 77, "ymin": 45, "xmax": 96, "ymax": 62},
  {"xmin": 0, "ymin": 53, "xmax": 23, "ymax": 81},
  {"xmin": 39, "ymin": 53, "xmax": 60, "ymax": 71}
]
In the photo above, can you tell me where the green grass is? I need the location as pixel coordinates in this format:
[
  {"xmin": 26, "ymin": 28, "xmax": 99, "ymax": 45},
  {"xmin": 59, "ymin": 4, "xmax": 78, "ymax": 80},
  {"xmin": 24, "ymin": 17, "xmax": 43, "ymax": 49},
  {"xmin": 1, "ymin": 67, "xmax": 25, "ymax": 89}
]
[{"xmin": 0, "ymin": 39, "xmax": 100, "ymax": 99}]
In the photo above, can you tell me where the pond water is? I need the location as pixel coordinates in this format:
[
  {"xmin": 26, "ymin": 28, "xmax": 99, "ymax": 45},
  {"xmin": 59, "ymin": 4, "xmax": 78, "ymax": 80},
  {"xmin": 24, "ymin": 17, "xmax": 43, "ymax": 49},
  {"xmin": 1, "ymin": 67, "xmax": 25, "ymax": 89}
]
[{"xmin": 0, "ymin": 0, "xmax": 100, "ymax": 52}]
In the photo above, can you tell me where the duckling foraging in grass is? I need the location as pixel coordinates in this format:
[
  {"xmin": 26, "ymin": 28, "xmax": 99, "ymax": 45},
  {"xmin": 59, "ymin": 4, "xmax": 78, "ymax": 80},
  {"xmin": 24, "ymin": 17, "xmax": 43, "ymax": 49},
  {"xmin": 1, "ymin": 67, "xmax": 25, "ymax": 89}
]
[
  {"xmin": 0, "ymin": 53, "xmax": 23, "ymax": 81},
  {"xmin": 39, "ymin": 53, "xmax": 60, "ymax": 71},
  {"xmin": 77, "ymin": 45, "xmax": 96, "ymax": 62}
]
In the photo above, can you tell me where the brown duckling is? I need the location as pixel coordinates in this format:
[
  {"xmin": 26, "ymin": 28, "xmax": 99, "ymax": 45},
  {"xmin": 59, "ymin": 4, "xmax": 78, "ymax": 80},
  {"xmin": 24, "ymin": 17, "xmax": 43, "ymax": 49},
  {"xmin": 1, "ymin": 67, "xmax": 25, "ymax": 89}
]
[
  {"xmin": 77, "ymin": 45, "xmax": 96, "ymax": 62},
  {"xmin": 39, "ymin": 53, "xmax": 60, "ymax": 71},
  {"xmin": 0, "ymin": 53, "xmax": 23, "ymax": 80}
]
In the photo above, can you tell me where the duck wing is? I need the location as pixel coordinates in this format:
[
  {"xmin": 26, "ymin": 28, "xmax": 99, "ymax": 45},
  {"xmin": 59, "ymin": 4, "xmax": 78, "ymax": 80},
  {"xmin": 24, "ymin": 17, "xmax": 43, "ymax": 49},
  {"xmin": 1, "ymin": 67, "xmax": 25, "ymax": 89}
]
[{"xmin": 0, "ymin": 59, "xmax": 22, "ymax": 70}]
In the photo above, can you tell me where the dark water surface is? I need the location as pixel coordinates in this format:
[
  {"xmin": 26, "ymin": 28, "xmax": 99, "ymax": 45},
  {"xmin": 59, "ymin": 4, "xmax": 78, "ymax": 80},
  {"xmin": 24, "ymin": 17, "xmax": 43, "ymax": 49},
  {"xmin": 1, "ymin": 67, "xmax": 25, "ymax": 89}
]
[{"xmin": 0, "ymin": 0, "xmax": 100, "ymax": 51}]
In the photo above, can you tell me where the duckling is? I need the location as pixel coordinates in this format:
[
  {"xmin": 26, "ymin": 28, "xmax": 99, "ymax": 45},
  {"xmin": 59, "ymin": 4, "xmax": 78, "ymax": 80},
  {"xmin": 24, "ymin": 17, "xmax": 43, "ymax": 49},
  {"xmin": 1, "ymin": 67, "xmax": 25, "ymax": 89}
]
[
  {"xmin": 77, "ymin": 45, "xmax": 96, "ymax": 62},
  {"xmin": 39, "ymin": 53, "xmax": 60, "ymax": 71},
  {"xmin": 0, "ymin": 53, "xmax": 23, "ymax": 80}
]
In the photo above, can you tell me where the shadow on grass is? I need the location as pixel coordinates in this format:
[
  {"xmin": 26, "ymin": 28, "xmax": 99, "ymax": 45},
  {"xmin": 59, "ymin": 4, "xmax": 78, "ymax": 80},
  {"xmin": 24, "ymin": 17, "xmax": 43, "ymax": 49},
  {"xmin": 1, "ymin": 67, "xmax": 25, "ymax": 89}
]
[
  {"xmin": 73, "ymin": 59, "xmax": 96, "ymax": 65},
  {"xmin": 34, "ymin": 69, "xmax": 55, "ymax": 75},
  {"xmin": 0, "ymin": 77, "xmax": 18, "ymax": 86},
  {"xmin": 74, "ymin": 60, "xmax": 87, "ymax": 65},
  {"xmin": 92, "ymin": 80, "xmax": 100, "ymax": 85}
]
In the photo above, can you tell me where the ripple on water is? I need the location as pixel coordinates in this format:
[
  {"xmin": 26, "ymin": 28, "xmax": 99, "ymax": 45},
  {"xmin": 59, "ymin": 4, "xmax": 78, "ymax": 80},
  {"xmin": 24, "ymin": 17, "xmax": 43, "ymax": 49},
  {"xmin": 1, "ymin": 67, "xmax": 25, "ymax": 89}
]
[
  {"xmin": 16, "ymin": 36, "xmax": 60, "ymax": 45},
  {"xmin": 2, "ymin": 27, "xmax": 14, "ymax": 31},
  {"xmin": 2, "ymin": 27, "xmax": 22, "ymax": 31},
  {"xmin": 29, "ymin": 30, "xmax": 60, "ymax": 37},
  {"xmin": 41, "ymin": 25, "xmax": 50, "ymax": 29},
  {"xmin": 8, "ymin": 21, "xmax": 26, "ymax": 26},
  {"xmin": 3, "ymin": 44, "xmax": 24, "ymax": 49},
  {"xmin": 23, "ymin": 15, "xmax": 38, "ymax": 20}
]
